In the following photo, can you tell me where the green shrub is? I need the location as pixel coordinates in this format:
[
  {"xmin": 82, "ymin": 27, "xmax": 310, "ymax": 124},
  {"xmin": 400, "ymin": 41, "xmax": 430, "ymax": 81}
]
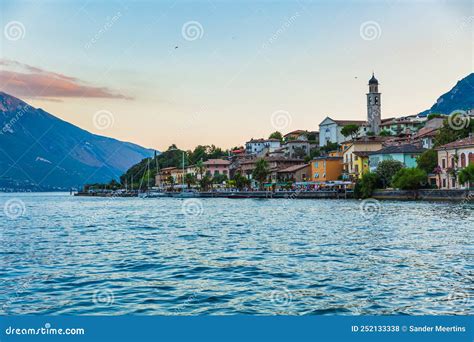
[{"xmin": 392, "ymin": 168, "xmax": 428, "ymax": 190}]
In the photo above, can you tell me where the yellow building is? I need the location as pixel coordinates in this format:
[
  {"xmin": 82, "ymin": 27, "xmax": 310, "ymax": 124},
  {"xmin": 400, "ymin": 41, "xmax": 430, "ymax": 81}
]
[
  {"xmin": 342, "ymin": 137, "xmax": 385, "ymax": 180},
  {"xmin": 310, "ymin": 156, "xmax": 343, "ymax": 182}
]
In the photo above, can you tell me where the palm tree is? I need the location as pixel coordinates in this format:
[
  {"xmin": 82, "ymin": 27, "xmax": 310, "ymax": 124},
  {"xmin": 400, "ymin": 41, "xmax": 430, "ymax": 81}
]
[{"xmin": 252, "ymin": 158, "xmax": 270, "ymax": 190}]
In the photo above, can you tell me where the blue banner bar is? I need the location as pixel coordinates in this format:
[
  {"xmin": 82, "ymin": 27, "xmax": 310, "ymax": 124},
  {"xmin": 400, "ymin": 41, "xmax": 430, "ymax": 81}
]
[{"xmin": 0, "ymin": 316, "xmax": 472, "ymax": 341}]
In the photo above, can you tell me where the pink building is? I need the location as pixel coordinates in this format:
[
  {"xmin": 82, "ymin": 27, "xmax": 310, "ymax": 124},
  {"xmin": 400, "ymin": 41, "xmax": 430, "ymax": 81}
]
[{"xmin": 204, "ymin": 159, "xmax": 230, "ymax": 177}]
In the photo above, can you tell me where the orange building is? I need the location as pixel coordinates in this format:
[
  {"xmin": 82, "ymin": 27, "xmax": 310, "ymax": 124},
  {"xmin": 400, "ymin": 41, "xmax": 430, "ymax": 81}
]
[{"xmin": 310, "ymin": 156, "xmax": 343, "ymax": 182}]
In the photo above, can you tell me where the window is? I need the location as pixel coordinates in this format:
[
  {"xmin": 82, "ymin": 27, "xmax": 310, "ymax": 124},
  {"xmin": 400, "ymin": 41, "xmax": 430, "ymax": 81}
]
[
  {"xmin": 442, "ymin": 158, "xmax": 446, "ymax": 168},
  {"xmin": 460, "ymin": 153, "xmax": 466, "ymax": 167},
  {"xmin": 452, "ymin": 178, "xmax": 456, "ymax": 188},
  {"xmin": 314, "ymin": 173, "xmax": 319, "ymax": 178},
  {"xmin": 314, "ymin": 162, "xmax": 319, "ymax": 168},
  {"xmin": 442, "ymin": 179, "xmax": 446, "ymax": 188}
]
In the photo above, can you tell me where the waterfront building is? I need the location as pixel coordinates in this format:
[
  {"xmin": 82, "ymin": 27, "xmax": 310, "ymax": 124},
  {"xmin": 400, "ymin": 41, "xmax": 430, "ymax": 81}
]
[
  {"xmin": 245, "ymin": 138, "xmax": 281, "ymax": 156},
  {"xmin": 435, "ymin": 136, "xmax": 474, "ymax": 189},
  {"xmin": 310, "ymin": 156, "xmax": 343, "ymax": 182},
  {"xmin": 239, "ymin": 157, "xmax": 303, "ymax": 186},
  {"xmin": 342, "ymin": 136, "xmax": 386, "ymax": 180},
  {"xmin": 277, "ymin": 164, "xmax": 311, "ymax": 183},
  {"xmin": 203, "ymin": 159, "xmax": 230, "ymax": 177},
  {"xmin": 318, "ymin": 117, "xmax": 368, "ymax": 146},
  {"xmin": 368, "ymin": 144, "xmax": 425, "ymax": 172},
  {"xmin": 281, "ymin": 140, "xmax": 311, "ymax": 159},
  {"xmin": 155, "ymin": 166, "xmax": 178, "ymax": 187}
]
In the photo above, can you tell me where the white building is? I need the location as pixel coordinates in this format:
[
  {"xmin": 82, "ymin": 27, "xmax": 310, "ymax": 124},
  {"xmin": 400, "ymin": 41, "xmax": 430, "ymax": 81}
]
[
  {"xmin": 245, "ymin": 138, "xmax": 281, "ymax": 156},
  {"xmin": 435, "ymin": 136, "xmax": 474, "ymax": 189},
  {"xmin": 318, "ymin": 117, "xmax": 368, "ymax": 146}
]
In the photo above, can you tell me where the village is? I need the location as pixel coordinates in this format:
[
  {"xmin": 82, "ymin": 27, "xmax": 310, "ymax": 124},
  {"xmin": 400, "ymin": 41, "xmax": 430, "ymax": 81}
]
[{"xmin": 148, "ymin": 74, "xmax": 473, "ymax": 198}]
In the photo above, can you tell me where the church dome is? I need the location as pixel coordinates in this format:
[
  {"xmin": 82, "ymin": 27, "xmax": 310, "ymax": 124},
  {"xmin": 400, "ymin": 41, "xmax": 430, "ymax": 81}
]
[{"xmin": 369, "ymin": 73, "xmax": 378, "ymax": 85}]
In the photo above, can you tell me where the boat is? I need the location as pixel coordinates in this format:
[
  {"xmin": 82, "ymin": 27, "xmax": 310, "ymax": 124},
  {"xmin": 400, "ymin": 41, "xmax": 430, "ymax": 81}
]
[
  {"xmin": 170, "ymin": 189, "xmax": 200, "ymax": 198},
  {"xmin": 139, "ymin": 190, "xmax": 168, "ymax": 198}
]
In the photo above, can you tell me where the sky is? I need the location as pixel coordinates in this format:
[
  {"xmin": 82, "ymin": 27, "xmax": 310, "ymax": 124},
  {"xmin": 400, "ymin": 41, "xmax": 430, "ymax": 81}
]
[{"xmin": 1, "ymin": 0, "xmax": 473, "ymax": 151}]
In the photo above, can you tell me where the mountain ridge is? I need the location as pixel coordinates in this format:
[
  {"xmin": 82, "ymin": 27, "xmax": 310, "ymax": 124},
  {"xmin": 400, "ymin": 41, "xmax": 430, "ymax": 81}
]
[
  {"xmin": 0, "ymin": 92, "xmax": 155, "ymax": 190},
  {"xmin": 418, "ymin": 73, "xmax": 474, "ymax": 116}
]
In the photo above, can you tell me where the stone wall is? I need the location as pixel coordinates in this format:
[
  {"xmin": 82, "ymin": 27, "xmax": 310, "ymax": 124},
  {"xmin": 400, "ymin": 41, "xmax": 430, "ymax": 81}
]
[{"xmin": 372, "ymin": 189, "xmax": 473, "ymax": 201}]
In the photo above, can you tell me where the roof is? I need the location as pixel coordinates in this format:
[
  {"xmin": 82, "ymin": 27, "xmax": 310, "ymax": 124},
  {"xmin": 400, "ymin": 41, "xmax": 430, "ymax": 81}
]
[
  {"xmin": 246, "ymin": 138, "xmax": 280, "ymax": 143},
  {"xmin": 312, "ymin": 156, "xmax": 343, "ymax": 161},
  {"xmin": 353, "ymin": 151, "xmax": 371, "ymax": 158},
  {"xmin": 369, "ymin": 73, "xmax": 378, "ymax": 85},
  {"xmin": 283, "ymin": 130, "xmax": 307, "ymax": 137},
  {"xmin": 371, "ymin": 144, "xmax": 425, "ymax": 155},
  {"xmin": 203, "ymin": 159, "xmax": 230, "ymax": 166},
  {"xmin": 435, "ymin": 136, "xmax": 474, "ymax": 150},
  {"xmin": 277, "ymin": 164, "xmax": 310, "ymax": 173},
  {"xmin": 333, "ymin": 120, "xmax": 367, "ymax": 126},
  {"xmin": 160, "ymin": 166, "xmax": 178, "ymax": 171},
  {"xmin": 342, "ymin": 136, "xmax": 390, "ymax": 144}
]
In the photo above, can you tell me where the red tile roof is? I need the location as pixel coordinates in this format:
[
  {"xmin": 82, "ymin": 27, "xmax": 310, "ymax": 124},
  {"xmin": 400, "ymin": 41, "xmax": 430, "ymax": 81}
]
[
  {"xmin": 435, "ymin": 136, "xmax": 474, "ymax": 150},
  {"xmin": 203, "ymin": 159, "xmax": 230, "ymax": 166},
  {"xmin": 277, "ymin": 164, "xmax": 309, "ymax": 173}
]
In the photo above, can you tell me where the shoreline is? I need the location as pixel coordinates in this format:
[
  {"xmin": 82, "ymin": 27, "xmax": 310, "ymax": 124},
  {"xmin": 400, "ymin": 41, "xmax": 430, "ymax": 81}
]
[{"xmin": 73, "ymin": 189, "xmax": 474, "ymax": 202}]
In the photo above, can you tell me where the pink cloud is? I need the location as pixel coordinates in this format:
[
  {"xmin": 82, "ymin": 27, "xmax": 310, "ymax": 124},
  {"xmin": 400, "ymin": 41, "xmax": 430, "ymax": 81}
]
[{"xmin": 0, "ymin": 59, "xmax": 132, "ymax": 100}]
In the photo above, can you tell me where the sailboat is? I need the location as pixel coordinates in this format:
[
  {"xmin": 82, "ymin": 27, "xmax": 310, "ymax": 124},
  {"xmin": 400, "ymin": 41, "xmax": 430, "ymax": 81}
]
[
  {"xmin": 138, "ymin": 152, "xmax": 168, "ymax": 198},
  {"xmin": 170, "ymin": 151, "xmax": 200, "ymax": 198}
]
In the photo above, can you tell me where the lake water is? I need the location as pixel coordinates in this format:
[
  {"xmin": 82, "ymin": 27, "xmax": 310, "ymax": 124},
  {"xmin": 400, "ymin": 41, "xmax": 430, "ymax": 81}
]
[{"xmin": 0, "ymin": 192, "xmax": 472, "ymax": 315}]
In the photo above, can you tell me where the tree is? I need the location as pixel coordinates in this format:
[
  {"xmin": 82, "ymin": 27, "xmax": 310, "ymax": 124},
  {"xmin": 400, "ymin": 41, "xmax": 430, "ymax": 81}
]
[
  {"xmin": 417, "ymin": 149, "xmax": 438, "ymax": 174},
  {"xmin": 379, "ymin": 130, "xmax": 391, "ymax": 136},
  {"xmin": 233, "ymin": 172, "xmax": 250, "ymax": 190},
  {"xmin": 354, "ymin": 172, "xmax": 380, "ymax": 199},
  {"xmin": 212, "ymin": 173, "xmax": 228, "ymax": 185},
  {"xmin": 392, "ymin": 168, "xmax": 428, "ymax": 190},
  {"xmin": 184, "ymin": 173, "xmax": 196, "ymax": 189},
  {"xmin": 292, "ymin": 146, "xmax": 307, "ymax": 159},
  {"xmin": 375, "ymin": 160, "xmax": 404, "ymax": 188},
  {"xmin": 199, "ymin": 174, "xmax": 213, "ymax": 191},
  {"xmin": 320, "ymin": 142, "xmax": 339, "ymax": 154},
  {"xmin": 166, "ymin": 175, "xmax": 175, "ymax": 189},
  {"xmin": 252, "ymin": 158, "xmax": 270, "ymax": 190},
  {"xmin": 195, "ymin": 160, "xmax": 205, "ymax": 180},
  {"xmin": 458, "ymin": 163, "xmax": 474, "ymax": 189},
  {"xmin": 434, "ymin": 118, "xmax": 474, "ymax": 147},
  {"xmin": 341, "ymin": 124, "xmax": 360, "ymax": 140},
  {"xmin": 269, "ymin": 131, "xmax": 283, "ymax": 142}
]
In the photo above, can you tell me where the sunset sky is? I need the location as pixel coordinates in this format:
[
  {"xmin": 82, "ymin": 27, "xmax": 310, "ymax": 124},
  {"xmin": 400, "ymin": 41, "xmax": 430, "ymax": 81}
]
[{"xmin": 1, "ymin": 0, "xmax": 472, "ymax": 151}]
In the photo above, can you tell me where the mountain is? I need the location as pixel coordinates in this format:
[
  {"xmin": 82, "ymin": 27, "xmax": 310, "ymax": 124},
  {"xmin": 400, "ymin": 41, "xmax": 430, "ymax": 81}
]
[
  {"xmin": 419, "ymin": 73, "xmax": 474, "ymax": 116},
  {"xmin": 0, "ymin": 92, "xmax": 155, "ymax": 190}
]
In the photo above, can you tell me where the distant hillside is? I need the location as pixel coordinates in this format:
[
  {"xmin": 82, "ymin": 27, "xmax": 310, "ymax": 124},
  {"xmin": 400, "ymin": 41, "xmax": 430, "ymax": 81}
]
[
  {"xmin": 0, "ymin": 92, "xmax": 155, "ymax": 190},
  {"xmin": 419, "ymin": 73, "xmax": 474, "ymax": 116}
]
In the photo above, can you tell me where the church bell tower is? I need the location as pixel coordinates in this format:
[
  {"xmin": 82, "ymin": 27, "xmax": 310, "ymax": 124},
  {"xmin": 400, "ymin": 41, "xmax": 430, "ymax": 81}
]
[{"xmin": 367, "ymin": 73, "xmax": 381, "ymax": 134}]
